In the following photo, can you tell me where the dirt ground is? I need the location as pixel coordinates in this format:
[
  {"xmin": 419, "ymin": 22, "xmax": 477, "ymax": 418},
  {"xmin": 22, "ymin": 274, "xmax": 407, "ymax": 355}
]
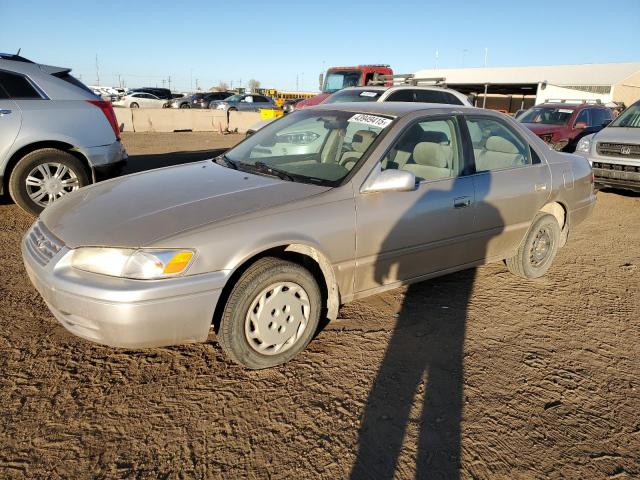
[{"xmin": 1, "ymin": 133, "xmax": 638, "ymax": 479}]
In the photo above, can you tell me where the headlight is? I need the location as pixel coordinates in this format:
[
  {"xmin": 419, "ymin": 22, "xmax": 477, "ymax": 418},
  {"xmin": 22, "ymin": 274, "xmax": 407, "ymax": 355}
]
[
  {"xmin": 71, "ymin": 247, "xmax": 195, "ymax": 279},
  {"xmin": 576, "ymin": 135, "xmax": 593, "ymax": 154}
]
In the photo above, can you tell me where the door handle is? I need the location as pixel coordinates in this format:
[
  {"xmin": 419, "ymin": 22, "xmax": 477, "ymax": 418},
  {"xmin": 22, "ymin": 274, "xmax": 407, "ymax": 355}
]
[
  {"xmin": 454, "ymin": 196, "xmax": 472, "ymax": 208},
  {"xmin": 0, "ymin": 109, "xmax": 12, "ymax": 116},
  {"xmin": 535, "ymin": 183, "xmax": 548, "ymax": 192}
]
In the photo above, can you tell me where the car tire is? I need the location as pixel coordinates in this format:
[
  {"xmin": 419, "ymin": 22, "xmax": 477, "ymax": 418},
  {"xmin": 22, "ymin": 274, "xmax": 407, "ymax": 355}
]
[
  {"xmin": 505, "ymin": 213, "xmax": 561, "ymax": 279},
  {"xmin": 180, "ymin": 103, "xmax": 190, "ymax": 109},
  {"xmin": 8, "ymin": 148, "xmax": 90, "ymax": 216},
  {"xmin": 130, "ymin": 102, "xmax": 139, "ymax": 108},
  {"xmin": 217, "ymin": 257, "xmax": 322, "ymax": 369}
]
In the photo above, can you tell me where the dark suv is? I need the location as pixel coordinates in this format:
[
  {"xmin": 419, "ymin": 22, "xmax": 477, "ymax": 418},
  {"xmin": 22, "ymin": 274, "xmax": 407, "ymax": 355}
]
[
  {"xmin": 518, "ymin": 102, "xmax": 613, "ymax": 152},
  {"xmin": 128, "ymin": 87, "xmax": 173, "ymax": 100}
]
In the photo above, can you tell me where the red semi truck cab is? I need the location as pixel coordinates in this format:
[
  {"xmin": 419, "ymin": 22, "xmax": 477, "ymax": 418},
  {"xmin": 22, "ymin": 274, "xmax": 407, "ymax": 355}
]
[{"xmin": 296, "ymin": 64, "xmax": 394, "ymax": 109}]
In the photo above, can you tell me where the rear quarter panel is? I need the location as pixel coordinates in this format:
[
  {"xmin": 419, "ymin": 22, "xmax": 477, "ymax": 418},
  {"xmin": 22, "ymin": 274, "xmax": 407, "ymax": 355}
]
[{"xmin": 12, "ymin": 99, "xmax": 116, "ymax": 149}]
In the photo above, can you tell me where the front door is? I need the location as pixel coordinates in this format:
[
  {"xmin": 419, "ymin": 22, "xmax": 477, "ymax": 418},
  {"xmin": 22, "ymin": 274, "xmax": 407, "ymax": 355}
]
[{"xmin": 354, "ymin": 115, "xmax": 477, "ymax": 294}]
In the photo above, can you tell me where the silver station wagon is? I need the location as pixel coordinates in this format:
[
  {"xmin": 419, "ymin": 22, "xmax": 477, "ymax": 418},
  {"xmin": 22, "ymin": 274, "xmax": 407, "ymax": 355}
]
[{"xmin": 22, "ymin": 103, "xmax": 596, "ymax": 369}]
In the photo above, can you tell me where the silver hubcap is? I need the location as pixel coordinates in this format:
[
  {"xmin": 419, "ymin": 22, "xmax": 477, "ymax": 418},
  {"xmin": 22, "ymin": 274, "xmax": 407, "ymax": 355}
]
[
  {"xmin": 530, "ymin": 226, "xmax": 552, "ymax": 268},
  {"xmin": 25, "ymin": 163, "xmax": 80, "ymax": 207},
  {"xmin": 244, "ymin": 282, "xmax": 310, "ymax": 355}
]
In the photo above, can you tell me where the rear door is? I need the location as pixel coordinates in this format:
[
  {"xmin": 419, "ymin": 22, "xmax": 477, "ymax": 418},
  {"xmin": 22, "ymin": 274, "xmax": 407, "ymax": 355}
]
[
  {"xmin": 0, "ymin": 73, "xmax": 23, "ymax": 168},
  {"xmin": 464, "ymin": 114, "xmax": 551, "ymax": 260}
]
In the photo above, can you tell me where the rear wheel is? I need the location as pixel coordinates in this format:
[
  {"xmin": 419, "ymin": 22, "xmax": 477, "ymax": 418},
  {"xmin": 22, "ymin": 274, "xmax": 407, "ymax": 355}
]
[
  {"xmin": 180, "ymin": 103, "xmax": 190, "ymax": 109},
  {"xmin": 130, "ymin": 102, "xmax": 139, "ymax": 108},
  {"xmin": 505, "ymin": 213, "xmax": 561, "ymax": 278},
  {"xmin": 8, "ymin": 148, "xmax": 89, "ymax": 215},
  {"xmin": 217, "ymin": 257, "xmax": 321, "ymax": 369}
]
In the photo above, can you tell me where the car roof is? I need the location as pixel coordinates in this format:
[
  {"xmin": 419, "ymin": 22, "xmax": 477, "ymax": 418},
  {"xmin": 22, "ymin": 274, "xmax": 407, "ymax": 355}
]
[{"xmin": 309, "ymin": 101, "xmax": 474, "ymax": 117}]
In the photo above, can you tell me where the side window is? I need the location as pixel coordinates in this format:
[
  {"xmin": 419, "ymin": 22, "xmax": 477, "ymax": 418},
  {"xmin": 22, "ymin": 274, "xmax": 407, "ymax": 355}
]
[
  {"xmin": 591, "ymin": 108, "xmax": 610, "ymax": 127},
  {"xmin": 0, "ymin": 84, "xmax": 8, "ymax": 99},
  {"xmin": 0, "ymin": 71, "xmax": 42, "ymax": 99},
  {"xmin": 386, "ymin": 90, "xmax": 414, "ymax": 102},
  {"xmin": 466, "ymin": 116, "xmax": 532, "ymax": 171},
  {"xmin": 381, "ymin": 117, "xmax": 462, "ymax": 181},
  {"xmin": 574, "ymin": 109, "xmax": 589, "ymax": 126},
  {"xmin": 440, "ymin": 92, "xmax": 463, "ymax": 106},
  {"xmin": 243, "ymin": 96, "xmax": 253, "ymax": 103},
  {"xmin": 254, "ymin": 95, "xmax": 269, "ymax": 103}
]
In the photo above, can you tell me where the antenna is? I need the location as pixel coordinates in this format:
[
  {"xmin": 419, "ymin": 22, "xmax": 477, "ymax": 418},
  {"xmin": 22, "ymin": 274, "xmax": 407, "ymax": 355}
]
[
  {"xmin": 95, "ymin": 54, "xmax": 100, "ymax": 86},
  {"xmin": 16, "ymin": 48, "xmax": 21, "ymax": 55}
]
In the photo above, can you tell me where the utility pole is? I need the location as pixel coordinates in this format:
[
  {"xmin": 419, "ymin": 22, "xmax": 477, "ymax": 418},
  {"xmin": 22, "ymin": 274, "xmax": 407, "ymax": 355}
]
[
  {"xmin": 190, "ymin": 69, "xmax": 193, "ymax": 92},
  {"xmin": 95, "ymin": 54, "xmax": 100, "ymax": 85},
  {"xmin": 168, "ymin": 76, "xmax": 171, "ymax": 91},
  {"xmin": 195, "ymin": 78, "xmax": 199, "ymax": 91}
]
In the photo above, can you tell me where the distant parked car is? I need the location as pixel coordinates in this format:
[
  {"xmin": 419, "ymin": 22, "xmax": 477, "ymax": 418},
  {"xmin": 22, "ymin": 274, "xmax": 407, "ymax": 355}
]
[
  {"xmin": 168, "ymin": 93, "xmax": 193, "ymax": 109},
  {"xmin": 0, "ymin": 53, "xmax": 126, "ymax": 215},
  {"xmin": 114, "ymin": 92, "xmax": 168, "ymax": 109},
  {"xmin": 191, "ymin": 92, "xmax": 234, "ymax": 109},
  {"xmin": 518, "ymin": 102, "xmax": 613, "ymax": 152},
  {"xmin": 128, "ymin": 87, "xmax": 172, "ymax": 100},
  {"xmin": 574, "ymin": 99, "xmax": 640, "ymax": 193},
  {"xmin": 210, "ymin": 93, "xmax": 276, "ymax": 113},
  {"xmin": 22, "ymin": 103, "xmax": 595, "ymax": 369}
]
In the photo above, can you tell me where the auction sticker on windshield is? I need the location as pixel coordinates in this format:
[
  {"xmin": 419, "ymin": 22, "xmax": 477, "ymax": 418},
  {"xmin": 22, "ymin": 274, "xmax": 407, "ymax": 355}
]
[
  {"xmin": 349, "ymin": 113, "xmax": 392, "ymax": 129},
  {"xmin": 359, "ymin": 91, "xmax": 378, "ymax": 97}
]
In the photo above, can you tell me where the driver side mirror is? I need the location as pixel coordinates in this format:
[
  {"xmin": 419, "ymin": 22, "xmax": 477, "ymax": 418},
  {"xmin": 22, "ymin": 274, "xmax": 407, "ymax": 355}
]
[
  {"xmin": 361, "ymin": 166, "xmax": 417, "ymax": 194},
  {"xmin": 574, "ymin": 121, "xmax": 588, "ymax": 129}
]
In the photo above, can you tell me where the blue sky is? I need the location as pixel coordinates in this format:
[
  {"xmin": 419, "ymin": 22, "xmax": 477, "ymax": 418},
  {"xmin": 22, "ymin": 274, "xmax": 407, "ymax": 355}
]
[{"xmin": 2, "ymin": 0, "xmax": 639, "ymax": 92}]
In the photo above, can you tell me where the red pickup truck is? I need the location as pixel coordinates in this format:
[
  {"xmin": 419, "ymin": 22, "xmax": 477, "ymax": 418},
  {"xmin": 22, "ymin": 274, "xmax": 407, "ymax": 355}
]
[
  {"xmin": 296, "ymin": 64, "xmax": 393, "ymax": 109},
  {"xmin": 518, "ymin": 102, "xmax": 614, "ymax": 152}
]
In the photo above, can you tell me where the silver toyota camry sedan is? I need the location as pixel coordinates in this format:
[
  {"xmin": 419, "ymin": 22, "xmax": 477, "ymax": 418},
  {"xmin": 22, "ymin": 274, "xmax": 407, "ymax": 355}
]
[{"xmin": 22, "ymin": 103, "xmax": 596, "ymax": 369}]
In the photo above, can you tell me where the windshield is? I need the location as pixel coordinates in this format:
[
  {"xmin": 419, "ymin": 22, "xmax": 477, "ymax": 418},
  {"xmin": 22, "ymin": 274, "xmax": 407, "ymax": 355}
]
[
  {"xmin": 518, "ymin": 107, "xmax": 574, "ymax": 125},
  {"xmin": 609, "ymin": 104, "xmax": 640, "ymax": 128},
  {"xmin": 323, "ymin": 89, "xmax": 384, "ymax": 104},
  {"xmin": 224, "ymin": 109, "xmax": 393, "ymax": 186},
  {"xmin": 323, "ymin": 71, "xmax": 362, "ymax": 93}
]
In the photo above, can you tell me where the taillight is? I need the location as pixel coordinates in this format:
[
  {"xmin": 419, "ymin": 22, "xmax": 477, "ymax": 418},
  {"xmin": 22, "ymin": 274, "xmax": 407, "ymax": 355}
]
[{"xmin": 86, "ymin": 100, "xmax": 121, "ymax": 140}]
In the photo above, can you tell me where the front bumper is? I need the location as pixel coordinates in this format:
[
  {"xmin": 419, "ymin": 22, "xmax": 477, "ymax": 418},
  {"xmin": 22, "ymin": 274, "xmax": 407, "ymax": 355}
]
[
  {"xmin": 576, "ymin": 152, "xmax": 640, "ymax": 193},
  {"xmin": 21, "ymin": 226, "xmax": 228, "ymax": 348}
]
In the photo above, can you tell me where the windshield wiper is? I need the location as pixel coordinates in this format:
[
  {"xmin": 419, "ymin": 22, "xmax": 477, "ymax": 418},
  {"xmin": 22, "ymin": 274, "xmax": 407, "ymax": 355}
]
[
  {"xmin": 213, "ymin": 154, "xmax": 238, "ymax": 169},
  {"xmin": 252, "ymin": 161, "xmax": 295, "ymax": 182}
]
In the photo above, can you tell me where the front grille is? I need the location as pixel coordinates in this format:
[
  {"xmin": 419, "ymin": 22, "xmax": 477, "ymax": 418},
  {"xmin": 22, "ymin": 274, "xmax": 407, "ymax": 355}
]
[
  {"xmin": 596, "ymin": 142, "xmax": 640, "ymax": 159},
  {"xmin": 25, "ymin": 222, "xmax": 64, "ymax": 266}
]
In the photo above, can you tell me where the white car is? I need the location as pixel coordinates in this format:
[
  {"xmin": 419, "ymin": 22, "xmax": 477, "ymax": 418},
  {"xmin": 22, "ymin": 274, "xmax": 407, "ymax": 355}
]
[
  {"xmin": 321, "ymin": 85, "xmax": 472, "ymax": 106},
  {"xmin": 114, "ymin": 92, "xmax": 168, "ymax": 109}
]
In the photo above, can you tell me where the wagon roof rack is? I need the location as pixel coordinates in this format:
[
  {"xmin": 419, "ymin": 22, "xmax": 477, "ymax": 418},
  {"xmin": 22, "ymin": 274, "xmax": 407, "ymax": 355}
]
[
  {"xmin": 367, "ymin": 73, "xmax": 447, "ymax": 87},
  {"xmin": 544, "ymin": 98, "xmax": 602, "ymax": 104}
]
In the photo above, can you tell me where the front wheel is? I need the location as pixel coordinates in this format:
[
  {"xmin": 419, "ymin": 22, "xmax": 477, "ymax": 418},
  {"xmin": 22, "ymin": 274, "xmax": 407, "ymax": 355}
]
[
  {"xmin": 180, "ymin": 103, "xmax": 190, "ymax": 109},
  {"xmin": 8, "ymin": 148, "xmax": 90, "ymax": 215},
  {"xmin": 505, "ymin": 213, "xmax": 561, "ymax": 278},
  {"xmin": 130, "ymin": 102, "xmax": 139, "ymax": 108},
  {"xmin": 217, "ymin": 257, "xmax": 322, "ymax": 369}
]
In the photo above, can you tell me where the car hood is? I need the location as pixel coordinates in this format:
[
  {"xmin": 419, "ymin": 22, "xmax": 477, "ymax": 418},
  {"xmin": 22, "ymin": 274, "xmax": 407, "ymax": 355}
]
[
  {"xmin": 521, "ymin": 123, "xmax": 566, "ymax": 136},
  {"xmin": 41, "ymin": 161, "xmax": 329, "ymax": 248},
  {"xmin": 592, "ymin": 126, "xmax": 640, "ymax": 143}
]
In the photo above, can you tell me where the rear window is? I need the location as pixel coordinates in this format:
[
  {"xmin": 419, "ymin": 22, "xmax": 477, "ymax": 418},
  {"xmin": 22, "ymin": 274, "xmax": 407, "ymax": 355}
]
[
  {"xmin": 0, "ymin": 71, "xmax": 42, "ymax": 99},
  {"xmin": 52, "ymin": 71, "xmax": 95, "ymax": 95}
]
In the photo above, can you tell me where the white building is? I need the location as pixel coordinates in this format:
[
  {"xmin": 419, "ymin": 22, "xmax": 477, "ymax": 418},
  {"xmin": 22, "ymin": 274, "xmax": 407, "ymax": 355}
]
[{"xmin": 413, "ymin": 62, "xmax": 640, "ymax": 112}]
